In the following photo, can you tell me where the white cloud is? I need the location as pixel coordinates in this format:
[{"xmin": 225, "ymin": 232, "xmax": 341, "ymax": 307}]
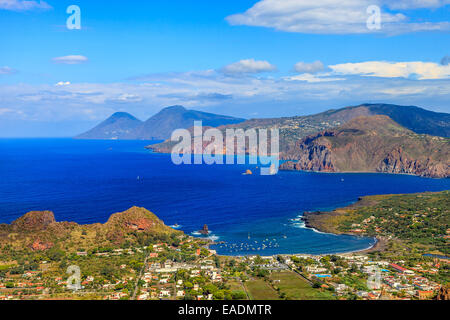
[
  {"xmin": 52, "ymin": 55, "xmax": 88, "ymax": 65},
  {"xmin": 285, "ymin": 73, "xmax": 345, "ymax": 82},
  {"xmin": 55, "ymin": 81, "xmax": 71, "ymax": 86},
  {"xmin": 226, "ymin": 0, "xmax": 450, "ymax": 35},
  {"xmin": 0, "ymin": 66, "xmax": 17, "ymax": 75},
  {"xmin": 220, "ymin": 59, "xmax": 277, "ymax": 75},
  {"xmin": 0, "ymin": 0, "xmax": 52, "ymax": 11},
  {"xmin": 1, "ymin": 62, "xmax": 450, "ymax": 124},
  {"xmin": 329, "ymin": 61, "xmax": 450, "ymax": 80},
  {"xmin": 294, "ymin": 61, "xmax": 325, "ymax": 74},
  {"xmin": 110, "ymin": 93, "xmax": 143, "ymax": 103}
]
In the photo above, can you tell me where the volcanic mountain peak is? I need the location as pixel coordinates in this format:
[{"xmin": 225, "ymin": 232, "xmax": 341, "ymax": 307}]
[{"xmin": 75, "ymin": 111, "xmax": 143, "ymax": 140}]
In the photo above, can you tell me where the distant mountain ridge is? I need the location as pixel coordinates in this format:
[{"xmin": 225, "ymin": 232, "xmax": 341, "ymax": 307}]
[
  {"xmin": 76, "ymin": 106, "xmax": 245, "ymax": 140},
  {"xmin": 126, "ymin": 105, "xmax": 245, "ymax": 140},
  {"xmin": 328, "ymin": 104, "xmax": 450, "ymax": 137},
  {"xmin": 150, "ymin": 103, "xmax": 450, "ymax": 154}
]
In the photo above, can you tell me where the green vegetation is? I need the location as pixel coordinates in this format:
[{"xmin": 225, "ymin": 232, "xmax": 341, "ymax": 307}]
[
  {"xmin": 245, "ymin": 279, "xmax": 280, "ymax": 300},
  {"xmin": 337, "ymin": 191, "xmax": 449, "ymax": 255},
  {"xmin": 270, "ymin": 271, "xmax": 335, "ymax": 300}
]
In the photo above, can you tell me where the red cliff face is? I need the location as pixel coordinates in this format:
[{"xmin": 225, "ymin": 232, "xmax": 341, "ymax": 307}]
[
  {"xmin": 31, "ymin": 239, "xmax": 54, "ymax": 251},
  {"xmin": 281, "ymin": 142, "xmax": 335, "ymax": 172},
  {"xmin": 125, "ymin": 218, "xmax": 155, "ymax": 232},
  {"xmin": 377, "ymin": 147, "xmax": 449, "ymax": 178}
]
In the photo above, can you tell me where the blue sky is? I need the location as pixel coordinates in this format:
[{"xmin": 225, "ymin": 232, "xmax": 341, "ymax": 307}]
[{"xmin": 0, "ymin": 0, "xmax": 449, "ymax": 136}]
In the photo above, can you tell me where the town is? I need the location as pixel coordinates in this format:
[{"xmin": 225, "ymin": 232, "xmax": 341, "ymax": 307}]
[{"xmin": 1, "ymin": 234, "xmax": 448, "ymax": 300}]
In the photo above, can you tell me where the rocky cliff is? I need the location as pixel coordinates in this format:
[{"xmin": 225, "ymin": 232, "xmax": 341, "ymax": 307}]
[{"xmin": 280, "ymin": 116, "xmax": 449, "ymax": 178}]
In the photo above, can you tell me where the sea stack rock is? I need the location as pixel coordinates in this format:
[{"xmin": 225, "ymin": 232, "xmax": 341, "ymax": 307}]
[{"xmin": 199, "ymin": 224, "xmax": 209, "ymax": 235}]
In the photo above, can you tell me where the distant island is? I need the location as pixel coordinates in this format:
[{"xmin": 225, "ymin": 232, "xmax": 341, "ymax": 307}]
[
  {"xmin": 75, "ymin": 105, "xmax": 245, "ymax": 140},
  {"xmin": 148, "ymin": 104, "xmax": 450, "ymax": 179}
]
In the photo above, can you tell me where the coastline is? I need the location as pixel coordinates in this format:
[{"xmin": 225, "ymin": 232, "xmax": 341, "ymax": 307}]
[
  {"xmin": 298, "ymin": 224, "xmax": 381, "ymax": 255},
  {"xmin": 146, "ymin": 148, "xmax": 449, "ymax": 179},
  {"xmin": 214, "ymin": 238, "xmax": 381, "ymax": 259},
  {"xmin": 208, "ymin": 224, "xmax": 380, "ymax": 259}
]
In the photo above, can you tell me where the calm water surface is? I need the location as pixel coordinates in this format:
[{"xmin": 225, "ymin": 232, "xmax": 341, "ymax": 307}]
[{"xmin": 1, "ymin": 139, "xmax": 449, "ymax": 255}]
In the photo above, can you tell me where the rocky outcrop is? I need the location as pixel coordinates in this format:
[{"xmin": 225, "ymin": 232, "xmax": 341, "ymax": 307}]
[
  {"xmin": 199, "ymin": 224, "xmax": 209, "ymax": 235},
  {"xmin": 377, "ymin": 147, "xmax": 449, "ymax": 178},
  {"xmin": 105, "ymin": 207, "xmax": 164, "ymax": 233},
  {"xmin": 31, "ymin": 239, "xmax": 54, "ymax": 251},
  {"xmin": 281, "ymin": 137, "xmax": 335, "ymax": 172},
  {"xmin": 12, "ymin": 211, "xmax": 56, "ymax": 232}
]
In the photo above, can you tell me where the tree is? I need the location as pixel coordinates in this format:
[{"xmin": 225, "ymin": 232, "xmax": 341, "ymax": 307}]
[
  {"xmin": 213, "ymin": 291, "xmax": 224, "ymax": 300},
  {"xmin": 203, "ymin": 284, "xmax": 218, "ymax": 295},
  {"xmin": 47, "ymin": 248, "xmax": 65, "ymax": 261},
  {"xmin": 100, "ymin": 264, "xmax": 116, "ymax": 279},
  {"xmin": 232, "ymin": 291, "xmax": 246, "ymax": 300}
]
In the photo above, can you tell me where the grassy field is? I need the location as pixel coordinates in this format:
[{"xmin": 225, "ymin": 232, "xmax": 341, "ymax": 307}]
[
  {"xmin": 270, "ymin": 271, "xmax": 336, "ymax": 300},
  {"xmin": 227, "ymin": 280, "xmax": 249, "ymax": 300},
  {"xmin": 244, "ymin": 279, "xmax": 281, "ymax": 300}
]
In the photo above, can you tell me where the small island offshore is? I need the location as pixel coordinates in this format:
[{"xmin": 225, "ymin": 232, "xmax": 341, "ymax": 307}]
[{"xmin": 0, "ymin": 191, "xmax": 448, "ymax": 301}]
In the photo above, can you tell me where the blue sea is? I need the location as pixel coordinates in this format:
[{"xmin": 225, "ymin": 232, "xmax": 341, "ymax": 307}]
[{"xmin": 0, "ymin": 139, "xmax": 449, "ymax": 256}]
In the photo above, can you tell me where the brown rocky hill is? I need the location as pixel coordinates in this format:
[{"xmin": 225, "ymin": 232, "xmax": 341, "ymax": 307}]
[
  {"xmin": 0, "ymin": 207, "xmax": 181, "ymax": 251},
  {"xmin": 12, "ymin": 211, "xmax": 56, "ymax": 232},
  {"xmin": 281, "ymin": 115, "xmax": 449, "ymax": 178}
]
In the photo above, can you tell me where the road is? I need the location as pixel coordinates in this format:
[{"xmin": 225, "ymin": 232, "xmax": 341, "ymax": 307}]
[{"xmin": 131, "ymin": 253, "xmax": 150, "ymax": 300}]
